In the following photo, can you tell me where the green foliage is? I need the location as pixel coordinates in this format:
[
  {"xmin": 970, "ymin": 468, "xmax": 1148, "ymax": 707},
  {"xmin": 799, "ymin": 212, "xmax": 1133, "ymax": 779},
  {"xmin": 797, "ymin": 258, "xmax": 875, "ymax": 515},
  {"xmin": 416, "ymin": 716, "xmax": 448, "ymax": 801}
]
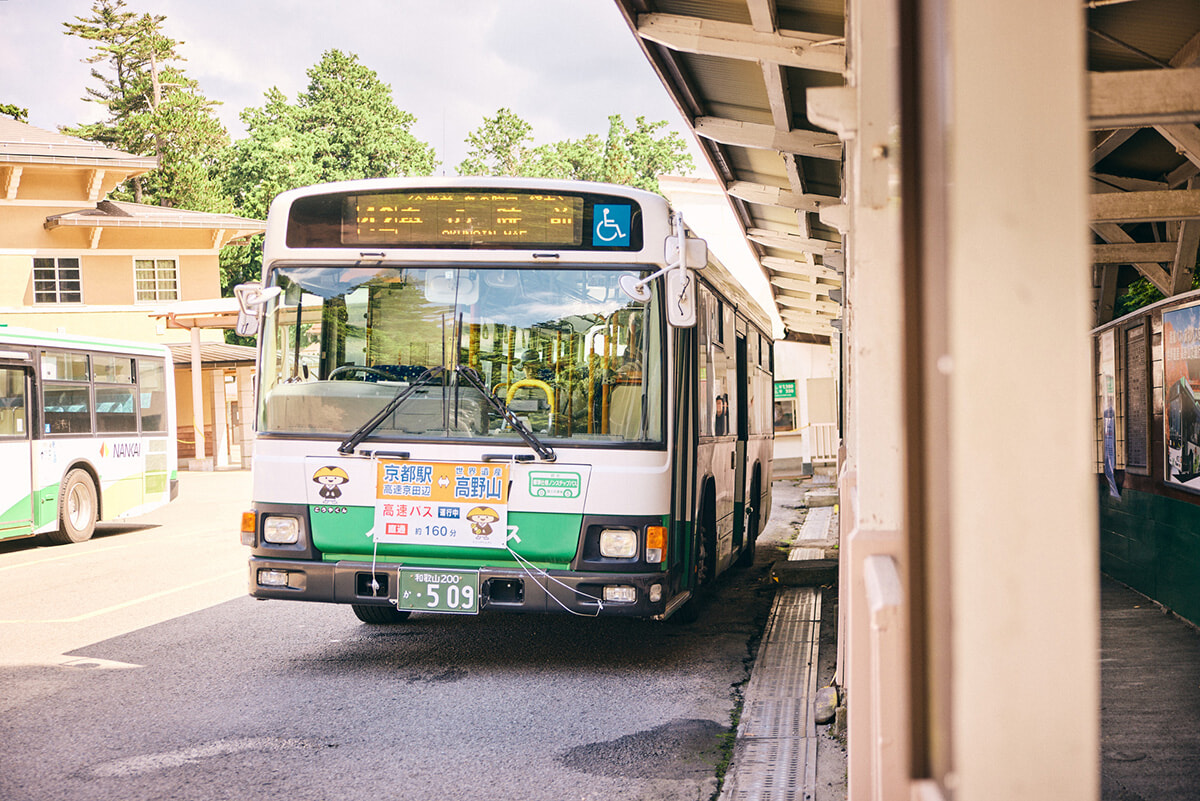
[
  {"xmin": 457, "ymin": 109, "xmax": 693, "ymax": 194},
  {"xmin": 456, "ymin": 107, "xmax": 532, "ymax": 177},
  {"xmin": 1114, "ymin": 269, "xmax": 1200, "ymax": 319},
  {"xmin": 1113, "ymin": 277, "xmax": 1165, "ymax": 319},
  {"xmin": 1, "ymin": 102, "xmax": 29, "ymax": 122},
  {"xmin": 62, "ymin": 0, "xmax": 229, "ymax": 211},
  {"xmin": 220, "ymin": 50, "xmax": 436, "ymax": 221}
]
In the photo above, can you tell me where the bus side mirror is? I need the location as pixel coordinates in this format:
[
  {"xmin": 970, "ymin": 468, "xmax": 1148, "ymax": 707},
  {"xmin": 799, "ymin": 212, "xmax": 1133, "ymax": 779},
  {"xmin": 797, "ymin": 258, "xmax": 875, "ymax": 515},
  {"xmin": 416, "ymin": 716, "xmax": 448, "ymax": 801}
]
[
  {"xmin": 665, "ymin": 235, "xmax": 707, "ymax": 270},
  {"xmin": 234, "ymin": 283, "xmax": 281, "ymax": 337},
  {"xmin": 665, "ymin": 269, "xmax": 697, "ymax": 328}
]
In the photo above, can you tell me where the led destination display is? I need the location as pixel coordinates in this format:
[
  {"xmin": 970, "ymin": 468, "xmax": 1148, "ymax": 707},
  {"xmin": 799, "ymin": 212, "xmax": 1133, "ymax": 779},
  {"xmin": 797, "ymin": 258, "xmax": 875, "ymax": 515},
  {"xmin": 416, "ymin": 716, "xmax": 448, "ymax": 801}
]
[
  {"xmin": 285, "ymin": 187, "xmax": 642, "ymax": 250},
  {"xmin": 349, "ymin": 191, "xmax": 584, "ymax": 247}
]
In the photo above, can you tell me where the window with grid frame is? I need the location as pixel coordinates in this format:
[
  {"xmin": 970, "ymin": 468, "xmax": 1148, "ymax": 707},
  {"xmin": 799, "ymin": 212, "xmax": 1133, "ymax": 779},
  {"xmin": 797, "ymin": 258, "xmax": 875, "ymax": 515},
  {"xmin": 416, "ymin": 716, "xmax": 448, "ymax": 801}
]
[
  {"xmin": 33, "ymin": 258, "xmax": 82, "ymax": 303},
  {"xmin": 134, "ymin": 259, "xmax": 179, "ymax": 302}
]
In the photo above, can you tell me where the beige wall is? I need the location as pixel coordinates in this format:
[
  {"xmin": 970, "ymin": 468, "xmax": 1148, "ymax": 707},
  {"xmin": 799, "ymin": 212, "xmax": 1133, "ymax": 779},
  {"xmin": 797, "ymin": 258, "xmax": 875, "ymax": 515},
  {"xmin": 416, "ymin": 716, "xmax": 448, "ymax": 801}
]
[{"xmin": 11, "ymin": 168, "xmax": 98, "ymax": 201}]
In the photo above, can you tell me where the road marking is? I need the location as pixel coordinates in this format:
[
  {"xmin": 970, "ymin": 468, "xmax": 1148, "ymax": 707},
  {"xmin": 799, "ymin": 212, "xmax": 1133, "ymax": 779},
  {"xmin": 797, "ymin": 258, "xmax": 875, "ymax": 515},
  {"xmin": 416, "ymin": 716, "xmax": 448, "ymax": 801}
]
[
  {"xmin": 0, "ymin": 568, "xmax": 244, "ymax": 623},
  {"xmin": 56, "ymin": 656, "xmax": 143, "ymax": 670},
  {"xmin": 89, "ymin": 737, "xmax": 310, "ymax": 778},
  {"xmin": 0, "ymin": 543, "xmax": 134, "ymax": 572}
]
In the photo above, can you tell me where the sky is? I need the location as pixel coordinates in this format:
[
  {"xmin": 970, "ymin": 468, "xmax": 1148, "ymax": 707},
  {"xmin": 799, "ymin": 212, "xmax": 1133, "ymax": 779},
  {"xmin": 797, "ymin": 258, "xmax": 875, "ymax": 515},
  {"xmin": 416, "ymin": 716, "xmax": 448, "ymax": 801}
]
[{"xmin": 0, "ymin": 0, "xmax": 698, "ymax": 172}]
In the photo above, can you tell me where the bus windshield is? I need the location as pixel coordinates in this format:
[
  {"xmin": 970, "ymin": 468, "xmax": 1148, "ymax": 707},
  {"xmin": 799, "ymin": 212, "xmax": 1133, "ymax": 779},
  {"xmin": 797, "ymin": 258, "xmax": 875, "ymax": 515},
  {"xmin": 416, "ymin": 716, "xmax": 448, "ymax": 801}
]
[{"xmin": 258, "ymin": 265, "xmax": 663, "ymax": 446}]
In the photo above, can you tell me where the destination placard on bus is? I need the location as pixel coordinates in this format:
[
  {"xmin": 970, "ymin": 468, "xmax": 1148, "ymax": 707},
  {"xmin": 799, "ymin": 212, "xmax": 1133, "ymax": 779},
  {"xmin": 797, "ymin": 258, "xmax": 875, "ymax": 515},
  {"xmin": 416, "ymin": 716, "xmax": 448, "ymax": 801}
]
[
  {"xmin": 374, "ymin": 460, "xmax": 510, "ymax": 549},
  {"xmin": 285, "ymin": 188, "xmax": 643, "ymax": 250},
  {"xmin": 350, "ymin": 191, "xmax": 583, "ymax": 247}
]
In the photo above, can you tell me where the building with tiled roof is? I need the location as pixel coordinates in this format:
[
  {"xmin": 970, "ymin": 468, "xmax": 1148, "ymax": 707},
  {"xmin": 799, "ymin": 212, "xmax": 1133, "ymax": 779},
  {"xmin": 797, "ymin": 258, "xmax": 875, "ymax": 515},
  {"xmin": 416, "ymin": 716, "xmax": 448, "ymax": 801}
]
[{"xmin": 0, "ymin": 118, "xmax": 266, "ymax": 468}]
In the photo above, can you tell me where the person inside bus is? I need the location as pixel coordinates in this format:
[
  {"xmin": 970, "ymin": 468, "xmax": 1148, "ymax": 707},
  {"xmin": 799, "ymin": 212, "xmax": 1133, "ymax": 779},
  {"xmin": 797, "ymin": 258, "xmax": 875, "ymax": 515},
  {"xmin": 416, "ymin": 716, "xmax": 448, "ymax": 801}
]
[
  {"xmin": 715, "ymin": 394, "xmax": 729, "ymax": 436},
  {"xmin": 519, "ymin": 349, "xmax": 554, "ymax": 383}
]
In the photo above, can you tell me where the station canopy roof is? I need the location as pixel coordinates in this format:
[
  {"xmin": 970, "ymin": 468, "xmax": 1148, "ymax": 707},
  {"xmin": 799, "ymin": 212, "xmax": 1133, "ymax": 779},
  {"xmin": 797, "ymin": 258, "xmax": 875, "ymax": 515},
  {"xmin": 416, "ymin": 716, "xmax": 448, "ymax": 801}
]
[{"xmin": 614, "ymin": 0, "xmax": 1200, "ymax": 342}]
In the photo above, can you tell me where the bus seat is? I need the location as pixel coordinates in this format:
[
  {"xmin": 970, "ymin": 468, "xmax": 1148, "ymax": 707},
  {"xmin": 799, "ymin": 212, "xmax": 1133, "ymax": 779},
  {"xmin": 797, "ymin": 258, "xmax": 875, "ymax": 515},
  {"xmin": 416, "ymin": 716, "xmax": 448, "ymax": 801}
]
[{"xmin": 607, "ymin": 385, "xmax": 643, "ymax": 439}]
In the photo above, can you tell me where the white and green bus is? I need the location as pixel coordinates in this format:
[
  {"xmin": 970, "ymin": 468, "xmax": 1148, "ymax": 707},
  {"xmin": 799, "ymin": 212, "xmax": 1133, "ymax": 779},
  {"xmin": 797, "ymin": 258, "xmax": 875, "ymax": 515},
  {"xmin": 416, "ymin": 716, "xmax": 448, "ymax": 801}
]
[
  {"xmin": 0, "ymin": 329, "xmax": 178, "ymax": 545},
  {"xmin": 237, "ymin": 178, "xmax": 773, "ymax": 622}
]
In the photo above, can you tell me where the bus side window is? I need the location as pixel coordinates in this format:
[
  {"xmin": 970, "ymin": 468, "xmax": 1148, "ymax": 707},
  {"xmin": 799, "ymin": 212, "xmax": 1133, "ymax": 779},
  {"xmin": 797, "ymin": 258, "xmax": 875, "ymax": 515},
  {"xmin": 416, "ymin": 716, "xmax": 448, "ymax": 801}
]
[
  {"xmin": 43, "ymin": 385, "xmax": 92, "ymax": 435},
  {"xmin": 0, "ymin": 367, "xmax": 26, "ymax": 436}
]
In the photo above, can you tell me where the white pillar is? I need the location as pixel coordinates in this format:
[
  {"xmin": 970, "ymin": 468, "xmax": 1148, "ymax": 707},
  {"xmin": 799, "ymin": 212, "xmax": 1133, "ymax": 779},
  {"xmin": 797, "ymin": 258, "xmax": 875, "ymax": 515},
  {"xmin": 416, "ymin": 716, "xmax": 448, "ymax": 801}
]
[
  {"xmin": 237, "ymin": 365, "xmax": 255, "ymax": 469},
  {"xmin": 211, "ymin": 368, "xmax": 228, "ymax": 469},
  {"xmin": 189, "ymin": 326, "xmax": 206, "ymax": 463},
  {"xmin": 914, "ymin": 1, "xmax": 1097, "ymax": 798}
]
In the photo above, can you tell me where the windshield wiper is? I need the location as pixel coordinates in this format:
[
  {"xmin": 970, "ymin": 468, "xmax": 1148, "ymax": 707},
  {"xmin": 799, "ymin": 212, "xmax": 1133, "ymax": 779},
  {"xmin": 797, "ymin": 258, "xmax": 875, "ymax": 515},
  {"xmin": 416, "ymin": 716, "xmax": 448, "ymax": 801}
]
[
  {"xmin": 337, "ymin": 366, "xmax": 445, "ymax": 455},
  {"xmin": 455, "ymin": 365, "xmax": 556, "ymax": 462},
  {"xmin": 336, "ymin": 364, "xmax": 555, "ymax": 462}
]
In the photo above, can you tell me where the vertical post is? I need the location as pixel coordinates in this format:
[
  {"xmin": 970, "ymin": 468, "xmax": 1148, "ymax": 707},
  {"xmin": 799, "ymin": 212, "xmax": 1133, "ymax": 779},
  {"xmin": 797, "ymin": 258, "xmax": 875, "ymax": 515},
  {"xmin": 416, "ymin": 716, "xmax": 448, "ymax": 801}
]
[
  {"xmin": 809, "ymin": 0, "xmax": 909, "ymax": 795},
  {"xmin": 189, "ymin": 325, "xmax": 206, "ymax": 464},
  {"xmin": 237, "ymin": 365, "xmax": 255, "ymax": 469},
  {"xmin": 211, "ymin": 368, "xmax": 228, "ymax": 469},
  {"xmin": 903, "ymin": 0, "xmax": 1097, "ymax": 797}
]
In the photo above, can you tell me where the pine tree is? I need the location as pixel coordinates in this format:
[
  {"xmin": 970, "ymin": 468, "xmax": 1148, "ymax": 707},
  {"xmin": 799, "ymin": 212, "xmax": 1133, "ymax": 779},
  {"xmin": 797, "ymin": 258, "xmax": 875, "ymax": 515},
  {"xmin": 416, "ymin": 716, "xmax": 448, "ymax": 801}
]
[
  {"xmin": 221, "ymin": 50, "xmax": 436, "ymax": 221},
  {"xmin": 63, "ymin": 0, "xmax": 229, "ymax": 210}
]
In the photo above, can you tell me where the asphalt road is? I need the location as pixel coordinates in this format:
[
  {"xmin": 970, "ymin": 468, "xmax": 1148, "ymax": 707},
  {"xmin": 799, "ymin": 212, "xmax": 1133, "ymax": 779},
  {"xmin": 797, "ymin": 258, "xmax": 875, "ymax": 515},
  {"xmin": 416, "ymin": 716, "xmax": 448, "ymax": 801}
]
[{"xmin": 0, "ymin": 470, "xmax": 784, "ymax": 801}]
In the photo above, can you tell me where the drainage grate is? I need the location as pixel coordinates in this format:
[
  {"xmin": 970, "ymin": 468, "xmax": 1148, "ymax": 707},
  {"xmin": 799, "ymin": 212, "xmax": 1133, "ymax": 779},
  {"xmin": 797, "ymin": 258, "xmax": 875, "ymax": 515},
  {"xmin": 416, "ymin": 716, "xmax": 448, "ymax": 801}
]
[{"xmin": 720, "ymin": 587, "xmax": 823, "ymax": 801}]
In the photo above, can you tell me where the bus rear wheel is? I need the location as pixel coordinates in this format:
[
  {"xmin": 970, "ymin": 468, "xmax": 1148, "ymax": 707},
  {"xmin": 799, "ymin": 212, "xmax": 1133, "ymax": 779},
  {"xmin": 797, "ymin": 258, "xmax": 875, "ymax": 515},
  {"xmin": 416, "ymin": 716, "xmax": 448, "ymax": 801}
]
[
  {"xmin": 47, "ymin": 469, "xmax": 97, "ymax": 545},
  {"xmin": 351, "ymin": 604, "xmax": 412, "ymax": 624}
]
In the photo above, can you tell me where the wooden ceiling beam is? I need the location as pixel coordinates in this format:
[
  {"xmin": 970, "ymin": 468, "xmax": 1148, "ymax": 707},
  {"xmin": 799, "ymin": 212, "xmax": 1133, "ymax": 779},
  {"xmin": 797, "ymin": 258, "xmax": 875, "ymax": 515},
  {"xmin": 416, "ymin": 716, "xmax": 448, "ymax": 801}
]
[
  {"xmin": 727, "ymin": 180, "xmax": 838, "ymax": 212},
  {"xmin": 775, "ymin": 294, "xmax": 841, "ymax": 315},
  {"xmin": 1155, "ymin": 124, "xmax": 1200, "ymax": 171},
  {"xmin": 694, "ymin": 116, "xmax": 842, "ymax": 159},
  {"xmin": 749, "ymin": 228, "xmax": 840, "ymax": 254},
  {"xmin": 1091, "ymin": 189, "xmax": 1200, "ymax": 222},
  {"xmin": 637, "ymin": 13, "xmax": 845, "ymax": 74},
  {"xmin": 1090, "ymin": 68, "xmax": 1200, "ymax": 128},
  {"xmin": 1092, "ymin": 222, "xmax": 1173, "ymax": 294},
  {"xmin": 1093, "ymin": 242, "xmax": 1178, "ymax": 263},
  {"xmin": 1092, "ymin": 129, "xmax": 1137, "ymax": 166},
  {"xmin": 762, "ymin": 255, "xmax": 842, "ymax": 281}
]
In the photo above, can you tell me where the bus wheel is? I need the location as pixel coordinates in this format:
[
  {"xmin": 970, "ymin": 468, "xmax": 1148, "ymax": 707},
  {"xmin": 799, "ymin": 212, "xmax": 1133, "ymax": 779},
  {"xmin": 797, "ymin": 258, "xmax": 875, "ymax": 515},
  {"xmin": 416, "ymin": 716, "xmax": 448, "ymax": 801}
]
[
  {"xmin": 736, "ymin": 505, "xmax": 758, "ymax": 568},
  {"xmin": 351, "ymin": 604, "xmax": 412, "ymax": 624},
  {"xmin": 672, "ymin": 514, "xmax": 716, "ymax": 624},
  {"xmin": 48, "ymin": 469, "xmax": 97, "ymax": 545}
]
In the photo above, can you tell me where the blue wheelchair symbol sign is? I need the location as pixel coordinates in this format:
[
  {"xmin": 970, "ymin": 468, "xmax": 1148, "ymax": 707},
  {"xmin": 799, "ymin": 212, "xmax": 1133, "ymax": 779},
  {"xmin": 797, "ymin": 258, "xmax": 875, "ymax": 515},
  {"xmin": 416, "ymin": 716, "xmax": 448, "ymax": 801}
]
[{"xmin": 593, "ymin": 204, "xmax": 631, "ymax": 247}]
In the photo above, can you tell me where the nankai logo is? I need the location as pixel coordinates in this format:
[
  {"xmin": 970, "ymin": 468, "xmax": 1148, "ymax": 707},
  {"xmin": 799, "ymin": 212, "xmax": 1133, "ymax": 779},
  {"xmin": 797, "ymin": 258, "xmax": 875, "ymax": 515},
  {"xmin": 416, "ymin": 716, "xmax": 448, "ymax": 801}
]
[{"xmin": 100, "ymin": 441, "xmax": 142, "ymax": 458}]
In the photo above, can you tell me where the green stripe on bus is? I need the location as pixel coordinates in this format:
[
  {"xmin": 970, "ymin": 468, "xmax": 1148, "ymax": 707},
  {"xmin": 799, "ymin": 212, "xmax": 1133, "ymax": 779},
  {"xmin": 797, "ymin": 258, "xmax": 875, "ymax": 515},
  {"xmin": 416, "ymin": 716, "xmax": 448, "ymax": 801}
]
[
  {"xmin": 311, "ymin": 507, "xmax": 582, "ymax": 566},
  {"xmin": 0, "ymin": 492, "xmax": 34, "ymax": 525}
]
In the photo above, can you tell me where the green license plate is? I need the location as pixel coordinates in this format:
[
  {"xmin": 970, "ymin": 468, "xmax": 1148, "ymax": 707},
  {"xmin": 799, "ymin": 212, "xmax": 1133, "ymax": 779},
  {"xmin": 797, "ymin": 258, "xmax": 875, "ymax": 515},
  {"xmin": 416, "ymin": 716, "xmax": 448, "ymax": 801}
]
[{"xmin": 397, "ymin": 568, "xmax": 479, "ymax": 614}]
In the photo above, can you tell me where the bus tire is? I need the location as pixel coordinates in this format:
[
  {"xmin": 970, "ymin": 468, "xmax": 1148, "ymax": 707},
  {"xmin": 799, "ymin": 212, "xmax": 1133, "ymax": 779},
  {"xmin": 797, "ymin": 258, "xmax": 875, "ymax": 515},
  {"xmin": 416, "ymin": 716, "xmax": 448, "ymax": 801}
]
[
  {"xmin": 736, "ymin": 476, "xmax": 761, "ymax": 568},
  {"xmin": 736, "ymin": 504, "xmax": 757, "ymax": 568},
  {"xmin": 48, "ymin": 469, "xmax": 98, "ymax": 545},
  {"xmin": 351, "ymin": 604, "xmax": 412, "ymax": 624},
  {"xmin": 672, "ymin": 507, "xmax": 716, "ymax": 624}
]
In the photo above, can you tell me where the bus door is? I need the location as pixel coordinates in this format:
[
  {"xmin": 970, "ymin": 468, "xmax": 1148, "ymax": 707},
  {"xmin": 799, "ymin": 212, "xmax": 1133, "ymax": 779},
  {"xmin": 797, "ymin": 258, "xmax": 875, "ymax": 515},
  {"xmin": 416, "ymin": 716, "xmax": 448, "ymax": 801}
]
[
  {"xmin": 0, "ymin": 352, "xmax": 35, "ymax": 540},
  {"xmin": 733, "ymin": 333, "xmax": 749, "ymax": 551}
]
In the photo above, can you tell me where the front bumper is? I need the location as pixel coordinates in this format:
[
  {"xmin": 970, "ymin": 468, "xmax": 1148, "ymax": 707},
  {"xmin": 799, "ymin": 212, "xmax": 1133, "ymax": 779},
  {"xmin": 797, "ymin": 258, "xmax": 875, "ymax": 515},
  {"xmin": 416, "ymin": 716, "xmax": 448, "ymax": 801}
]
[{"xmin": 248, "ymin": 556, "xmax": 671, "ymax": 617}]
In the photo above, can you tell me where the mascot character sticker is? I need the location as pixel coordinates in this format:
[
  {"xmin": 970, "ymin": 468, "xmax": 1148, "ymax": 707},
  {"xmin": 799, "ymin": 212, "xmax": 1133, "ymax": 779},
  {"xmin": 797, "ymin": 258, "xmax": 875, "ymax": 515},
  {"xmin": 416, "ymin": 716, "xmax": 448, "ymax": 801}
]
[
  {"xmin": 466, "ymin": 506, "xmax": 500, "ymax": 539},
  {"xmin": 313, "ymin": 466, "xmax": 350, "ymax": 500}
]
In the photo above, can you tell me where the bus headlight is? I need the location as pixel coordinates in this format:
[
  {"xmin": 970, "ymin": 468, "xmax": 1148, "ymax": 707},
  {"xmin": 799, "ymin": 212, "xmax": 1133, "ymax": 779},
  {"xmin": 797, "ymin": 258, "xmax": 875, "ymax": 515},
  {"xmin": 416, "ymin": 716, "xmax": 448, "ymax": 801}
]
[
  {"xmin": 263, "ymin": 516, "xmax": 300, "ymax": 544},
  {"xmin": 599, "ymin": 528, "xmax": 637, "ymax": 558}
]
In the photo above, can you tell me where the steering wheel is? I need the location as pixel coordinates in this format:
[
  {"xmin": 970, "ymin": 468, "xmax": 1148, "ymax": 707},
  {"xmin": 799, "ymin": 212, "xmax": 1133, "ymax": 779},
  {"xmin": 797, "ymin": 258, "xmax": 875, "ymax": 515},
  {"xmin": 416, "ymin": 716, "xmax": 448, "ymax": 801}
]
[
  {"xmin": 327, "ymin": 365, "xmax": 393, "ymax": 382},
  {"xmin": 506, "ymin": 378, "xmax": 555, "ymax": 408}
]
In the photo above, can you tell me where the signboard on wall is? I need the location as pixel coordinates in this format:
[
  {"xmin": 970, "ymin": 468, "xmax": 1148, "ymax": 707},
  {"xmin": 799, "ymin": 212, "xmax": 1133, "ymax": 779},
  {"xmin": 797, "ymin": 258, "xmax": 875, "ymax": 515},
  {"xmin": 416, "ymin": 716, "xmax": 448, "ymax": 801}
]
[
  {"xmin": 1163, "ymin": 302, "xmax": 1200, "ymax": 491},
  {"xmin": 773, "ymin": 380, "xmax": 796, "ymax": 432}
]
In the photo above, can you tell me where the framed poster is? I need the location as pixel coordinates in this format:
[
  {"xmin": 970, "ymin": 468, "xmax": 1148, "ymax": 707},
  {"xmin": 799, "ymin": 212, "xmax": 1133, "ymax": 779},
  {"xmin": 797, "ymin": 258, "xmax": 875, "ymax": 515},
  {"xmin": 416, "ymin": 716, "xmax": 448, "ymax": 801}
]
[{"xmin": 1162, "ymin": 302, "xmax": 1200, "ymax": 490}]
